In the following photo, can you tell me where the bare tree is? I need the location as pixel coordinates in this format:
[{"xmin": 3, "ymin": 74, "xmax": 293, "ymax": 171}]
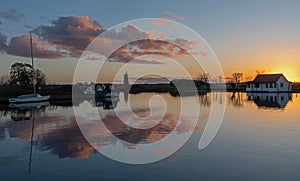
[
  {"xmin": 255, "ymin": 70, "xmax": 265, "ymax": 75},
  {"xmin": 197, "ymin": 73, "xmax": 210, "ymax": 83},
  {"xmin": 232, "ymin": 72, "xmax": 243, "ymax": 84}
]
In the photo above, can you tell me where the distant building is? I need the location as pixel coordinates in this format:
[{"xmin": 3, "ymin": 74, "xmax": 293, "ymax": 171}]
[
  {"xmin": 95, "ymin": 84, "xmax": 119, "ymax": 98},
  {"xmin": 246, "ymin": 74, "xmax": 292, "ymax": 92},
  {"xmin": 83, "ymin": 85, "xmax": 95, "ymax": 95},
  {"xmin": 123, "ymin": 71, "xmax": 129, "ymax": 86}
]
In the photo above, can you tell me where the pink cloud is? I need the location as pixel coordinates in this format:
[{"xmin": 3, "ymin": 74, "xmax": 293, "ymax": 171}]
[
  {"xmin": 7, "ymin": 34, "xmax": 63, "ymax": 59},
  {"xmin": 1, "ymin": 16, "xmax": 196, "ymax": 64},
  {"xmin": 175, "ymin": 16, "xmax": 186, "ymax": 21},
  {"xmin": 152, "ymin": 18, "xmax": 169, "ymax": 25}
]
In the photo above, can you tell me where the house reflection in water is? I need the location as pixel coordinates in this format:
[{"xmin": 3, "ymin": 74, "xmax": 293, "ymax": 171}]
[{"xmin": 247, "ymin": 92, "xmax": 292, "ymax": 109}]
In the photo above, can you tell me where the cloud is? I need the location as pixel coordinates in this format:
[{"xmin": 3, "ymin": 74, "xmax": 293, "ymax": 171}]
[
  {"xmin": 174, "ymin": 16, "xmax": 186, "ymax": 21},
  {"xmin": 174, "ymin": 38, "xmax": 199, "ymax": 48},
  {"xmin": 0, "ymin": 32, "xmax": 7, "ymax": 51},
  {"xmin": 33, "ymin": 16, "xmax": 105, "ymax": 57},
  {"xmin": 153, "ymin": 11, "xmax": 186, "ymax": 23},
  {"xmin": 109, "ymin": 57, "xmax": 164, "ymax": 64},
  {"xmin": 100, "ymin": 24, "xmax": 147, "ymax": 41},
  {"xmin": 153, "ymin": 18, "xmax": 168, "ymax": 25},
  {"xmin": 1, "ymin": 15, "xmax": 197, "ymax": 64},
  {"xmin": 6, "ymin": 34, "xmax": 63, "ymax": 59},
  {"xmin": 89, "ymin": 24, "xmax": 199, "ymax": 64},
  {"xmin": 24, "ymin": 24, "xmax": 33, "ymax": 29},
  {"xmin": 108, "ymin": 38, "xmax": 198, "ymax": 64},
  {"xmin": 0, "ymin": 9, "xmax": 24, "ymax": 21}
]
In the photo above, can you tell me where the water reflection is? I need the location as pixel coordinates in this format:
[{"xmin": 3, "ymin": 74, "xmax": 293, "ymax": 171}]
[
  {"xmin": 230, "ymin": 92, "xmax": 244, "ymax": 108},
  {"xmin": 0, "ymin": 104, "xmax": 88, "ymax": 163},
  {"xmin": 0, "ymin": 92, "xmax": 298, "ymax": 167},
  {"xmin": 0, "ymin": 93, "xmax": 206, "ymax": 162},
  {"xmin": 4, "ymin": 102, "xmax": 50, "ymax": 173},
  {"xmin": 95, "ymin": 97, "xmax": 119, "ymax": 109},
  {"xmin": 8, "ymin": 102, "xmax": 49, "ymax": 121},
  {"xmin": 247, "ymin": 92, "xmax": 292, "ymax": 109},
  {"xmin": 101, "ymin": 111, "xmax": 176, "ymax": 144},
  {"xmin": 9, "ymin": 101, "xmax": 50, "ymax": 110}
]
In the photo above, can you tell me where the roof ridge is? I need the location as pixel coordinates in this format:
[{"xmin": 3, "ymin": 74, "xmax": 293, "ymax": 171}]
[{"xmin": 253, "ymin": 73, "xmax": 287, "ymax": 83}]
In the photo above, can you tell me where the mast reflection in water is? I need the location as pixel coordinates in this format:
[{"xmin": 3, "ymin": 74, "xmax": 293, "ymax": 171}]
[{"xmin": 0, "ymin": 92, "xmax": 300, "ymax": 180}]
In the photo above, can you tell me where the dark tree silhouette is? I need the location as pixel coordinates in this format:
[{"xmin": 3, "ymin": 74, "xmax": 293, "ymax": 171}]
[
  {"xmin": 197, "ymin": 73, "xmax": 210, "ymax": 83},
  {"xmin": 232, "ymin": 72, "xmax": 243, "ymax": 84},
  {"xmin": 9, "ymin": 62, "xmax": 47, "ymax": 86}
]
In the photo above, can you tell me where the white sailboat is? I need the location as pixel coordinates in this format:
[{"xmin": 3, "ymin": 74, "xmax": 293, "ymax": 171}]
[
  {"xmin": 9, "ymin": 32, "xmax": 51, "ymax": 103},
  {"xmin": 9, "ymin": 101, "xmax": 50, "ymax": 109}
]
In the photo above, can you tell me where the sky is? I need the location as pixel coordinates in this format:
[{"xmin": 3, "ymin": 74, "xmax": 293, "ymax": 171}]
[{"xmin": 0, "ymin": 0, "xmax": 300, "ymax": 83}]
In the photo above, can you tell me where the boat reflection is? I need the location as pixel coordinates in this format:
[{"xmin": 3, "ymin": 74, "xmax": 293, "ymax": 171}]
[
  {"xmin": 5, "ymin": 102, "xmax": 51, "ymax": 173},
  {"xmin": 247, "ymin": 92, "xmax": 292, "ymax": 109},
  {"xmin": 8, "ymin": 102, "xmax": 49, "ymax": 121},
  {"xmin": 9, "ymin": 101, "xmax": 50, "ymax": 110},
  {"xmin": 0, "ymin": 98, "xmax": 201, "ymax": 161}
]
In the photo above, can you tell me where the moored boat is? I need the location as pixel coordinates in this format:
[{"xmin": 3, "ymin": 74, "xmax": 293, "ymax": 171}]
[
  {"xmin": 9, "ymin": 101, "xmax": 50, "ymax": 109},
  {"xmin": 9, "ymin": 94, "xmax": 50, "ymax": 103},
  {"xmin": 8, "ymin": 32, "xmax": 51, "ymax": 104}
]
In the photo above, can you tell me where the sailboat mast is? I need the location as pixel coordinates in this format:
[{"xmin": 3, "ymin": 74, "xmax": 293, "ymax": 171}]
[{"xmin": 30, "ymin": 32, "xmax": 36, "ymax": 94}]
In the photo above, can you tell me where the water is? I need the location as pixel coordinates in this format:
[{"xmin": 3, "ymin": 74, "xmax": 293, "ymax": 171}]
[{"xmin": 0, "ymin": 92, "xmax": 300, "ymax": 180}]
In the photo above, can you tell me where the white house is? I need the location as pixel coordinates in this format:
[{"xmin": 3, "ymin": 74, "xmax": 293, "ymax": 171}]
[{"xmin": 246, "ymin": 74, "xmax": 292, "ymax": 92}]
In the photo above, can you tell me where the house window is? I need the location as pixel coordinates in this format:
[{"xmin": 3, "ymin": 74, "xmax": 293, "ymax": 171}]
[
  {"xmin": 281, "ymin": 96, "xmax": 284, "ymax": 101},
  {"xmin": 255, "ymin": 83, "xmax": 259, "ymax": 88},
  {"xmin": 269, "ymin": 83, "xmax": 273, "ymax": 88},
  {"xmin": 280, "ymin": 83, "xmax": 284, "ymax": 87},
  {"xmin": 266, "ymin": 83, "xmax": 268, "ymax": 88},
  {"xmin": 274, "ymin": 84, "xmax": 277, "ymax": 88}
]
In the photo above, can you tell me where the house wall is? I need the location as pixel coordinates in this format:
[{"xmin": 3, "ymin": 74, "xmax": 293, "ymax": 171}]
[
  {"xmin": 246, "ymin": 76, "xmax": 292, "ymax": 92},
  {"xmin": 276, "ymin": 76, "xmax": 292, "ymax": 92}
]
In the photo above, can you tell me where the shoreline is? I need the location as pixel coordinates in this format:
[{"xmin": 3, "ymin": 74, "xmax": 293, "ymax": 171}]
[{"xmin": 1, "ymin": 90, "xmax": 299, "ymax": 104}]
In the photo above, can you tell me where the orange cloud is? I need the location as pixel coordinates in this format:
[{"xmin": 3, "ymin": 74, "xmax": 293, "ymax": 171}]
[{"xmin": 33, "ymin": 16, "xmax": 104, "ymax": 57}]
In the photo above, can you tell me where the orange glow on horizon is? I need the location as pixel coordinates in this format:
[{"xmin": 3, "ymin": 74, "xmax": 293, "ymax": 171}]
[{"xmin": 270, "ymin": 65, "xmax": 300, "ymax": 82}]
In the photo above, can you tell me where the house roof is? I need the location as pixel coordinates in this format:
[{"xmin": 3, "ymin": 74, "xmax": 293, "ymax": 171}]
[{"xmin": 252, "ymin": 74, "xmax": 288, "ymax": 83}]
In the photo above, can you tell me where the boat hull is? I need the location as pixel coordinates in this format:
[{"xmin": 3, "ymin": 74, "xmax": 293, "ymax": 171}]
[{"xmin": 9, "ymin": 95, "xmax": 51, "ymax": 103}]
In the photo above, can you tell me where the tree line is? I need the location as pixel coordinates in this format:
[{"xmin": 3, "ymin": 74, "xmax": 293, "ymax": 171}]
[{"xmin": 0, "ymin": 62, "xmax": 47, "ymax": 86}]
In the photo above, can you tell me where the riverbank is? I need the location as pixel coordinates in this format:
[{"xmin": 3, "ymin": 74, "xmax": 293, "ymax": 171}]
[{"xmin": 1, "ymin": 83, "xmax": 299, "ymax": 103}]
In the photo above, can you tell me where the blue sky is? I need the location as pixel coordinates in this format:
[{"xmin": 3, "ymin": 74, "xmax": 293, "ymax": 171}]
[{"xmin": 1, "ymin": 0, "xmax": 300, "ymax": 82}]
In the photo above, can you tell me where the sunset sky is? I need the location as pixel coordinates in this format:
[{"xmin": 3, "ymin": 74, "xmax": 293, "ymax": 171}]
[{"xmin": 0, "ymin": 0, "xmax": 300, "ymax": 83}]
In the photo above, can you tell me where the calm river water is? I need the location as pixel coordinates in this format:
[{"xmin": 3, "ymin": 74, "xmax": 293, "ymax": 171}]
[{"xmin": 0, "ymin": 92, "xmax": 300, "ymax": 180}]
